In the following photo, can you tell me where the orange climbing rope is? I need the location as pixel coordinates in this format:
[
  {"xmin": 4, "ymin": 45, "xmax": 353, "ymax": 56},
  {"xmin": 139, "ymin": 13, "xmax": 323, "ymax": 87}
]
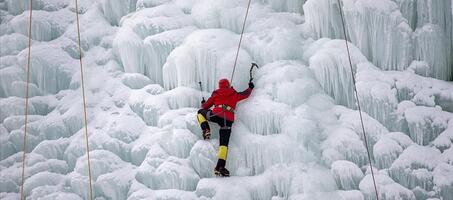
[
  {"xmin": 19, "ymin": 1, "xmax": 94, "ymax": 199},
  {"xmin": 74, "ymin": 0, "xmax": 94, "ymax": 199},
  {"xmin": 229, "ymin": 0, "xmax": 253, "ymax": 83},
  {"xmin": 19, "ymin": 0, "xmax": 33, "ymax": 199},
  {"xmin": 336, "ymin": 0, "xmax": 380, "ymax": 199}
]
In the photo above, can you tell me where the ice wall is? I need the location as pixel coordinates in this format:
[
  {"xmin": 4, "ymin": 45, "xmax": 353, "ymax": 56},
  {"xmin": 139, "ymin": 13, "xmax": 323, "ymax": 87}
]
[
  {"xmin": 356, "ymin": 63, "xmax": 399, "ymax": 130},
  {"xmin": 13, "ymin": 44, "xmax": 75, "ymax": 95},
  {"xmin": 359, "ymin": 172, "xmax": 415, "ymax": 200},
  {"xmin": 331, "ymin": 160, "xmax": 364, "ymax": 190},
  {"xmin": 304, "ymin": 0, "xmax": 453, "ymax": 80},
  {"xmin": 305, "ymin": 38, "xmax": 367, "ymax": 108},
  {"xmin": 342, "ymin": 0, "xmax": 413, "ymax": 71},
  {"xmin": 403, "ymin": 0, "xmax": 453, "ymax": 80},
  {"xmin": 355, "ymin": 60, "xmax": 453, "ymax": 134},
  {"xmin": 8, "ymin": 9, "xmax": 72, "ymax": 41},
  {"xmin": 101, "ymin": 0, "xmax": 137, "ymax": 26},
  {"xmin": 162, "ymin": 29, "xmax": 251, "ymax": 92},
  {"xmin": 259, "ymin": 0, "xmax": 305, "ymax": 14},
  {"xmin": 414, "ymin": 24, "xmax": 452, "ymax": 81},
  {"xmin": 113, "ymin": 4, "xmax": 193, "ymax": 82},
  {"xmin": 243, "ymin": 16, "xmax": 305, "ymax": 65},
  {"xmin": 404, "ymin": 106, "xmax": 452, "ymax": 145},
  {"xmin": 373, "ymin": 132, "xmax": 413, "ymax": 169},
  {"xmin": 389, "ymin": 145, "xmax": 440, "ymax": 191},
  {"xmin": 1, "ymin": 0, "xmax": 453, "ymax": 199},
  {"xmin": 143, "ymin": 27, "xmax": 196, "ymax": 84},
  {"xmin": 304, "ymin": 0, "xmax": 413, "ymax": 71},
  {"xmin": 113, "ymin": 27, "xmax": 145, "ymax": 74},
  {"xmin": 190, "ymin": 0, "xmax": 261, "ymax": 33},
  {"xmin": 4, "ymin": 0, "xmax": 69, "ymax": 15},
  {"xmin": 0, "ymin": 33, "xmax": 28, "ymax": 56},
  {"xmin": 303, "ymin": 0, "xmax": 345, "ymax": 39}
]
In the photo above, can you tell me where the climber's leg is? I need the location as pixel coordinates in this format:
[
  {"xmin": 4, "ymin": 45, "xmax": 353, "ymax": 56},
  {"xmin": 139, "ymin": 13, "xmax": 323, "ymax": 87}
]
[
  {"xmin": 197, "ymin": 109, "xmax": 211, "ymax": 139},
  {"xmin": 214, "ymin": 120, "xmax": 233, "ymax": 177}
]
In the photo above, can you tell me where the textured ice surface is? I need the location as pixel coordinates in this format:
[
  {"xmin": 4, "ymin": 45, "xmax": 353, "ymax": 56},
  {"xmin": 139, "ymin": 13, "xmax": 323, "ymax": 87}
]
[
  {"xmin": 373, "ymin": 132, "xmax": 414, "ymax": 169},
  {"xmin": 304, "ymin": 0, "xmax": 453, "ymax": 80},
  {"xmin": 305, "ymin": 38, "xmax": 367, "ymax": 108},
  {"xmin": 355, "ymin": 62, "xmax": 453, "ymax": 133},
  {"xmin": 162, "ymin": 29, "xmax": 251, "ymax": 91},
  {"xmin": 303, "ymin": 0, "xmax": 345, "ymax": 39},
  {"xmin": 1, "ymin": 0, "xmax": 453, "ymax": 199},
  {"xmin": 390, "ymin": 145, "xmax": 441, "ymax": 191},
  {"xmin": 359, "ymin": 172, "xmax": 415, "ymax": 200},
  {"xmin": 331, "ymin": 160, "xmax": 363, "ymax": 190},
  {"xmin": 404, "ymin": 106, "xmax": 452, "ymax": 145},
  {"xmin": 414, "ymin": 24, "xmax": 452, "ymax": 81}
]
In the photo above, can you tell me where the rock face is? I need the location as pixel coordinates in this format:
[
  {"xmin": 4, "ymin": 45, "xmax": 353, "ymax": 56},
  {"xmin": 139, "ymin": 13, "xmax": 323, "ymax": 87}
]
[{"xmin": 0, "ymin": 0, "xmax": 452, "ymax": 199}]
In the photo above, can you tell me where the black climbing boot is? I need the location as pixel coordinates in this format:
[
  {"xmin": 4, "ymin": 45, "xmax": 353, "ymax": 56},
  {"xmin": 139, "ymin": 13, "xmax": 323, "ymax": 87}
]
[
  {"xmin": 203, "ymin": 129, "xmax": 211, "ymax": 140},
  {"xmin": 214, "ymin": 167, "xmax": 230, "ymax": 177}
]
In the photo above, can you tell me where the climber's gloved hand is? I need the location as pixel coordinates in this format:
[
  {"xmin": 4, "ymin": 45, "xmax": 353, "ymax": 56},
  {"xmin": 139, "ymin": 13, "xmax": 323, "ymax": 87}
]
[
  {"xmin": 248, "ymin": 82, "xmax": 255, "ymax": 89},
  {"xmin": 201, "ymin": 99, "xmax": 206, "ymax": 104}
]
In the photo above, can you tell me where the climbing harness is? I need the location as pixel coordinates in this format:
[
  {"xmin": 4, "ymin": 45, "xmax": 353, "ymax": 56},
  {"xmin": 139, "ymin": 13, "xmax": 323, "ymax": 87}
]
[
  {"xmin": 336, "ymin": 0, "xmax": 380, "ymax": 199},
  {"xmin": 229, "ymin": 0, "xmax": 253, "ymax": 83},
  {"xmin": 19, "ymin": 1, "xmax": 33, "ymax": 199},
  {"xmin": 249, "ymin": 62, "xmax": 259, "ymax": 82},
  {"xmin": 74, "ymin": 0, "xmax": 94, "ymax": 199},
  {"xmin": 216, "ymin": 104, "xmax": 235, "ymax": 112}
]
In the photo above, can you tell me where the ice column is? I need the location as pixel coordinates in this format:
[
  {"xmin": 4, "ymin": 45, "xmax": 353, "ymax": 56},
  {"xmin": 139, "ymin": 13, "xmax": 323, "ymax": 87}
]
[
  {"xmin": 342, "ymin": 0, "xmax": 413, "ymax": 71},
  {"xmin": 414, "ymin": 24, "xmax": 452, "ymax": 81},
  {"xmin": 303, "ymin": 0, "xmax": 345, "ymax": 39}
]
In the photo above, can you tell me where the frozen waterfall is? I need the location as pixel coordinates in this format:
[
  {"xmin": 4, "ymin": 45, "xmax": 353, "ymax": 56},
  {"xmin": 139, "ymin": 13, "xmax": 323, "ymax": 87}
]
[{"xmin": 1, "ymin": 0, "xmax": 453, "ymax": 199}]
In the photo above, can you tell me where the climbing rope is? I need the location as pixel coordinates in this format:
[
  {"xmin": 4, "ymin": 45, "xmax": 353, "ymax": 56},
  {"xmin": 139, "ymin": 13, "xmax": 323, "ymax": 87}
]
[
  {"xmin": 19, "ymin": 0, "xmax": 33, "ymax": 199},
  {"xmin": 336, "ymin": 0, "xmax": 380, "ymax": 199},
  {"xmin": 74, "ymin": 0, "xmax": 94, "ymax": 199},
  {"xmin": 229, "ymin": 0, "xmax": 253, "ymax": 83}
]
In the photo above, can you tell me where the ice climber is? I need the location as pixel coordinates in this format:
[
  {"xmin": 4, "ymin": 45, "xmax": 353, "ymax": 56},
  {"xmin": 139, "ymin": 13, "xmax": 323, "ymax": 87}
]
[{"xmin": 197, "ymin": 78, "xmax": 254, "ymax": 177}]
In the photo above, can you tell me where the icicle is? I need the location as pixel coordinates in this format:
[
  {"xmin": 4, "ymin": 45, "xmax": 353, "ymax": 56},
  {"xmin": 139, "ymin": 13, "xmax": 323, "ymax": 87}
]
[
  {"xmin": 414, "ymin": 24, "xmax": 451, "ymax": 81},
  {"xmin": 389, "ymin": 145, "xmax": 441, "ymax": 191},
  {"xmin": 16, "ymin": 45, "xmax": 75, "ymax": 94},
  {"xmin": 100, "ymin": 0, "xmax": 136, "ymax": 26},
  {"xmin": 142, "ymin": 27, "xmax": 196, "ymax": 84},
  {"xmin": 404, "ymin": 106, "xmax": 452, "ymax": 145},
  {"xmin": 331, "ymin": 160, "xmax": 364, "ymax": 190},
  {"xmin": 10, "ymin": 9, "xmax": 72, "ymax": 41},
  {"xmin": 303, "ymin": 0, "xmax": 345, "ymax": 39},
  {"xmin": 113, "ymin": 27, "xmax": 145, "ymax": 74},
  {"xmin": 162, "ymin": 29, "xmax": 251, "ymax": 91},
  {"xmin": 307, "ymin": 39, "xmax": 367, "ymax": 108},
  {"xmin": 343, "ymin": 0, "xmax": 413, "ymax": 71},
  {"xmin": 356, "ymin": 63, "xmax": 399, "ymax": 130},
  {"xmin": 0, "ymin": 33, "xmax": 28, "ymax": 56},
  {"xmin": 322, "ymin": 128, "xmax": 369, "ymax": 167},
  {"xmin": 359, "ymin": 172, "xmax": 415, "ymax": 200},
  {"xmin": 373, "ymin": 137, "xmax": 403, "ymax": 169},
  {"xmin": 393, "ymin": 0, "xmax": 417, "ymax": 29},
  {"xmin": 433, "ymin": 163, "xmax": 453, "ymax": 200}
]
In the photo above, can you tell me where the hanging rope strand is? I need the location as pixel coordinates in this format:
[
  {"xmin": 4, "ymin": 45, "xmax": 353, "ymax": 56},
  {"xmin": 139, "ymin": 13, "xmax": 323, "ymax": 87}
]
[
  {"xmin": 19, "ymin": 1, "xmax": 33, "ymax": 199},
  {"xmin": 336, "ymin": 0, "xmax": 380, "ymax": 199},
  {"xmin": 74, "ymin": 0, "xmax": 94, "ymax": 199},
  {"xmin": 229, "ymin": 0, "xmax": 252, "ymax": 83}
]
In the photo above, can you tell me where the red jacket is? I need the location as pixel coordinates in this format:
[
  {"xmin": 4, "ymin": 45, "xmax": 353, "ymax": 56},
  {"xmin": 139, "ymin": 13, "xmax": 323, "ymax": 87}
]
[{"xmin": 202, "ymin": 79, "xmax": 252, "ymax": 122}]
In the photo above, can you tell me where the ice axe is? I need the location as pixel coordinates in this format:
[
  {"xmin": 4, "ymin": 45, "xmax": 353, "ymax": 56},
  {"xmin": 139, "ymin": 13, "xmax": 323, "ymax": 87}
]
[
  {"xmin": 249, "ymin": 63, "xmax": 259, "ymax": 82},
  {"xmin": 198, "ymin": 81, "xmax": 205, "ymax": 103}
]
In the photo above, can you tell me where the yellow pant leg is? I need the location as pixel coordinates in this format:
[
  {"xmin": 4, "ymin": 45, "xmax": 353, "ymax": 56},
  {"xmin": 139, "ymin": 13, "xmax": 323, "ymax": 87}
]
[
  {"xmin": 218, "ymin": 145, "xmax": 228, "ymax": 160},
  {"xmin": 197, "ymin": 113, "xmax": 207, "ymax": 125}
]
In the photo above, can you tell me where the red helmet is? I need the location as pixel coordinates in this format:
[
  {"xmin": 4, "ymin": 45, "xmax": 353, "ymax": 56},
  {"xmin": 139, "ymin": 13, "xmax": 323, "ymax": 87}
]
[{"xmin": 218, "ymin": 79, "xmax": 230, "ymax": 88}]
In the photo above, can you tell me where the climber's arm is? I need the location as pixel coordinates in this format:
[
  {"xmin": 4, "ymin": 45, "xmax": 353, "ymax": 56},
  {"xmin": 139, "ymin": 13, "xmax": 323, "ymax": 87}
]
[
  {"xmin": 236, "ymin": 82, "xmax": 254, "ymax": 101},
  {"xmin": 202, "ymin": 92, "xmax": 216, "ymax": 109}
]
